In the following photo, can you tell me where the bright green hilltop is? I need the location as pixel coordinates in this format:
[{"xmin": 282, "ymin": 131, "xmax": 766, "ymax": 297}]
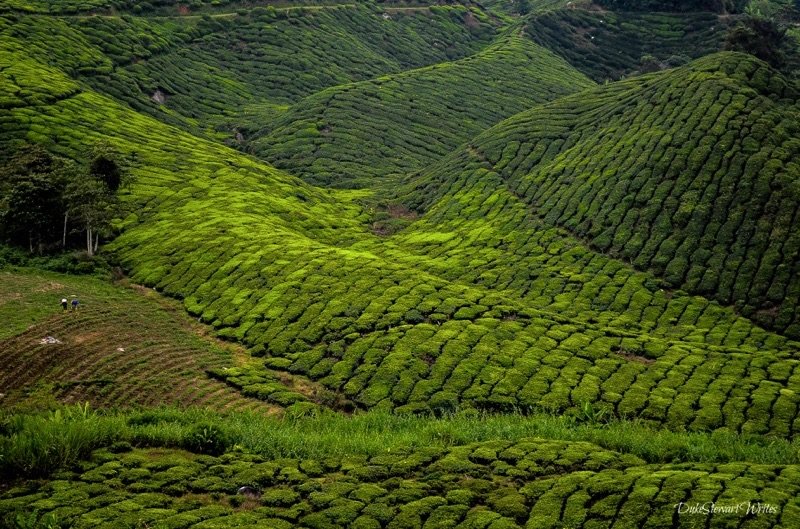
[{"xmin": 1, "ymin": 0, "xmax": 800, "ymax": 528}]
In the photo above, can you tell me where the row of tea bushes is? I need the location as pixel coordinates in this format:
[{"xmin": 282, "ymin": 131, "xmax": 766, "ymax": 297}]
[
  {"xmin": 1, "ymin": 438, "xmax": 797, "ymax": 527},
  {"xmin": 253, "ymin": 36, "xmax": 593, "ymax": 186},
  {"xmin": 405, "ymin": 53, "xmax": 800, "ymax": 339}
]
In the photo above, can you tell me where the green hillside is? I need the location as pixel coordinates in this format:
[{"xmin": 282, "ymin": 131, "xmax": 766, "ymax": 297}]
[
  {"xmin": 3, "ymin": 1, "xmax": 800, "ymax": 527},
  {"xmin": 2, "ymin": 7, "xmax": 800, "ymax": 418},
  {"xmin": 6, "ymin": 30, "xmax": 800, "ymax": 435},
  {"xmin": 4, "ymin": 5, "xmax": 497, "ymax": 141},
  {"xmin": 252, "ymin": 34, "xmax": 593, "ymax": 186},
  {"xmin": 401, "ymin": 53, "xmax": 800, "ymax": 338},
  {"xmin": 524, "ymin": 8, "xmax": 734, "ymax": 81}
]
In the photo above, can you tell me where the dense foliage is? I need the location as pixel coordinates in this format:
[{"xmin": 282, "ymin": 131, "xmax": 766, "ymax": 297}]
[
  {"xmin": 725, "ymin": 16, "xmax": 790, "ymax": 66},
  {"xmin": 1, "ymin": 406, "xmax": 799, "ymax": 527},
  {"xmin": 2, "ymin": 2, "xmax": 800, "ymax": 527},
  {"xmin": 252, "ymin": 36, "xmax": 592, "ymax": 186},
  {"xmin": 0, "ymin": 144, "xmax": 128, "ymax": 255},
  {"xmin": 594, "ymin": 0, "xmax": 748, "ymax": 12},
  {"xmin": 524, "ymin": 9, "xmax": 733, "ymax": 81}
]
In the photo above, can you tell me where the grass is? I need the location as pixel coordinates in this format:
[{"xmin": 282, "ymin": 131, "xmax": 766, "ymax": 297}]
[
  {"xmin": 1, "ymin": 405, "xmax": 799, "ymax": 528},
  {"xmin": 0, "ymin": 268, "xmax": 280, "ymax": 412},
  {"xmin": 0, "ymin": 404, "xmax": 123, "ymax": 478},
  {"xmin": 145, "ymin": 407, "xmax": 800, "ymax": 465},
  {"xmin": 2, "ymin": 404, "xmax": 799, "ymax": 479}
]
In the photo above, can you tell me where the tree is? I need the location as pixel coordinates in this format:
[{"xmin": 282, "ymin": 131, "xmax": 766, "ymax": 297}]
[
  {"xmin": 0, "ymin": 142, "xmax": 130, "ymax": 256},
  {"xmin": 0, "ymin": 145, "xmax": 72, "ymax": 253},
  {"xmin": 594, "ymin": 0, "xmax": 746, "ymax": 13},
  {"xmin": 65, "ymin": 175, "xmax": 113, "ymax": 256},
  {"xmin": 65, "ymin": 143, "xmax": 130, "ymax": 256},
  {"xmin": 725, "ymin": 17, "xmax": 787, "ymax": 68},
  {"xmin": 88, "ymin": 141, "xmax": 126, "ymax": 192}
]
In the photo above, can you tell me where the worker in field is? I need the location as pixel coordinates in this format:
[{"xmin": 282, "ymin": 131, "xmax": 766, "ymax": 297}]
[
  {"xmin": 71, "ymin": 298, "xmax": 79, "ymax": 311},
  {"xmin": 61, "ymin": 298, "xmax": 68, "ymax": 311}
]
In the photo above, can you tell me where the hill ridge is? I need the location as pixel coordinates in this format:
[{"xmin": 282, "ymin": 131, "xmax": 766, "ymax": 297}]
[
  {"xmin": 399, "ymin": 51, "xmax": 800, "ymax": 339},
  {"xmin": 251, "ymin": 32, "xmax": 594, "ymax": 186}
]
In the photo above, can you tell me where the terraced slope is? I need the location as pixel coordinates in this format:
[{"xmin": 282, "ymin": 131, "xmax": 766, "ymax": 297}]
[
  {"xmin": 2, "ymin": 439, "xmax": 799, "ymax": 528},
  {"xmin": 2, "ymin": 5, "xmax": 497, "ymax": 140},
  {"xmin": 402, "ymin": 53, "xmax": 800, "ymax": 339},
  {"xmin": 251, "ymin": 34, "xmax": 593, "ymax": 186},
  {"xmin": 3, "ymin": 8, "xmax": 800, "ymax": 527},
  {"xmin": 524, "ymin": 7, "xmax": 734, "ymax": 81},
  {"xmin": 0, "ymin": 270, "xmax": 280, "ymax": 412},
  {"xmin": 4, "ymin": 37, "xmax": 800, "ymax": 434},
  {"xmin": 0, "ymin": 0, "xmax": 376, "ymax": 15}
]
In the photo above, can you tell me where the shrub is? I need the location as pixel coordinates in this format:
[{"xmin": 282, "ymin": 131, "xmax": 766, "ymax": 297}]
[{"xmin": 184, "ymin": 423, "xmax": 230, "ymax": 456}]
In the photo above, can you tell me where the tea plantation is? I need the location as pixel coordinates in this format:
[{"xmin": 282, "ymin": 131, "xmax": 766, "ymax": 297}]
[
  {"xmin": 402, "ymin": 53, "xmax": 800, "ymax": 338},
  {"xmin": 4, "ymin": 4, "xmax": 498, "ymax": 140},
  {"xmin": 251, "ymin": 34, "xmax": 593, "ymax": 186},
  {"xmin": 3, "ymin": 439, "xmax": 799, "ymax": 528},
  {"xmin": 2, "ymin": 0, "xmax": 800, "ymax": 527},
  {"xmin": 524, "ymin": 9, "xmax": 734, "ymax": 81}
]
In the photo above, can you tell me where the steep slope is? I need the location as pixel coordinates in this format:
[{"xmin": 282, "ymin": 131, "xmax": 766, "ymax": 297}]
[
  {"xmin": 2, "ymin": 5, "xmax": 497, "ymax": 141},
  {"xmin": 252, "ymin": 34, "xmax": 593, "ymax": 186},
  {"xmin": 401, "ymin": 53, "xmax": 800, "ymax": 339},
  {"xmin": 524, "ymin": 7, "xmax": 734, "ymax": 81},
  {"xmin": 3, "ymin": 43, "xmax": 800, "ymax": 434}
]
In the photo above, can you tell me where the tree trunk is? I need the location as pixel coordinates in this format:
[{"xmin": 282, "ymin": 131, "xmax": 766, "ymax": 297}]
[
  {"xmin": 94, "ymin": 232, "xmax": 99, "ymax": 254},
  {"xmin": 63, "ymin": 213, "xmax": 68, "ymax": 248},
  {"xmin": 86, "ymin": 227, "xmax": 93, "ymax": 256},
  {"xmin": 28, "ymin": 232, "xmax": 33, "ymax": 254}
]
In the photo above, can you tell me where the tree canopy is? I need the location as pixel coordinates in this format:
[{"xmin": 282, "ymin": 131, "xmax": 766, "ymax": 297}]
[
  {"xmin": 0, "ymin": 143, "xmax": 129, "ymax": 256},
  {"xmin": 594, "ymin": 0, "xmax": 748, "ymax": 13}
]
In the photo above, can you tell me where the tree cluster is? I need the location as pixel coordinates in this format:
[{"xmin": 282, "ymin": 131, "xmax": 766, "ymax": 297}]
[
  {"xmin": 593, "ymin": 0, "xmax": 748, "ymax": 13},
  {"xmin": 0, "ymin": 143, "xmax": 129, "ymax": 256},
  {"xmin": 725, "ymin": 17, "xmax": 788, "ymax": 67}
]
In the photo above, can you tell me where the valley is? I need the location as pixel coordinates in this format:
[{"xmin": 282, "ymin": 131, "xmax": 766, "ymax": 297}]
[{"xmin": 1, "ymin": 0, "xmax": 800, "ymax": 527}]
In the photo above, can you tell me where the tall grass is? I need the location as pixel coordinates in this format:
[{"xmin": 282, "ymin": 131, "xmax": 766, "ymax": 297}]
[
  {"xmin": 220, "ymin": 410, "xmax": 800, "ymax": 465},
  {"xmin": 0, "ymin": 403, "xmax": 125, "ymax": 478},
  {"xmin": 3, "ymin": 405, "xmax": 798, "ymax": 481}
]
